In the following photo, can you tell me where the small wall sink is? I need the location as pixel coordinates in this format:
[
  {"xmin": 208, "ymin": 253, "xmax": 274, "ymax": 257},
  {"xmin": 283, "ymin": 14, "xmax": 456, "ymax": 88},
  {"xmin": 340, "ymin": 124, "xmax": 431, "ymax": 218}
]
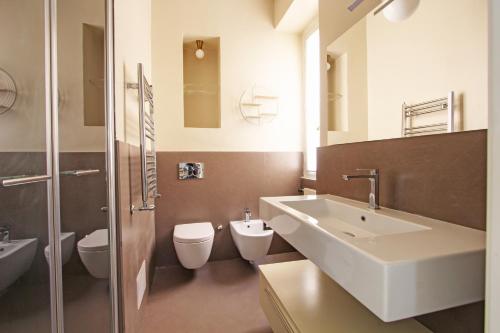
[
  {"xmin": 230, "ymin": 219, "xmax": 273, "ymax": 262},
  {"xmin": 260, "ymin": 195, "xmax": 485, "ymax": 322},
  {"xmin": 0, "ymin": 238, "xmax": 38, "ymax": 291}
]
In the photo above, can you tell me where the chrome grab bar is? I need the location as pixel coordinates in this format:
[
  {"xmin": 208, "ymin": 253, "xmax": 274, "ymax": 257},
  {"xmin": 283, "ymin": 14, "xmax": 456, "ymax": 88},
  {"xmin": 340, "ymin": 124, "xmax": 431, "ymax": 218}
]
[
  {"xmin": 60, "ymin": 169, "xmax": 100, "ymax": 177},
  {"xmin": 0, "ymin": 175, "xmax": 51, "ymax": 187}
]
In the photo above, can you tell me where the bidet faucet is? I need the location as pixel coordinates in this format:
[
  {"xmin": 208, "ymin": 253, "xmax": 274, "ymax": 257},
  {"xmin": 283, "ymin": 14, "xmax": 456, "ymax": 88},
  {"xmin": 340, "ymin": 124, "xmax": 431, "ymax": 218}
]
[
  {"xmin": 0, "ymin": 226, "xmax": 10, "ymax": 243},
  {"xmin": 244, "ymin": 208, "xmax": 251, "ymax": 222},
  {"xmin": 342, "ymin": 169, "xmax": 380, "ymax": 210}
]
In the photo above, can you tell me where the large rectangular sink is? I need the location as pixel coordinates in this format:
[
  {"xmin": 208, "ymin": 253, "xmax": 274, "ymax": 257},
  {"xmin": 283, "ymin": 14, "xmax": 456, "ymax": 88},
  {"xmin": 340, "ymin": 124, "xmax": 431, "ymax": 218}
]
[{"xmin": 260, "ymin": 194, "xmax": 485, "ymax": 322}]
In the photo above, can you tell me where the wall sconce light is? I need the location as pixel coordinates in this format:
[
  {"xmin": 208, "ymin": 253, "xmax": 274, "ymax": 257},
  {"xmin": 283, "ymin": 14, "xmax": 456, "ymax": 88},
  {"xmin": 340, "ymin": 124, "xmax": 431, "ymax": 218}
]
[
  {"xmin": 348, "ymin": 0, "xmax": 419, "ymax": 22},
  {"xmin": 195, "ymin": 40, "xmax": 205, "ymax": 59},
  {"xmin": 374, "ymin": 0, "xmax": 420, "ymax": 22},
  {"xmin": 326, "ymin": 55, "xmax": 332, "ymax": 72}
]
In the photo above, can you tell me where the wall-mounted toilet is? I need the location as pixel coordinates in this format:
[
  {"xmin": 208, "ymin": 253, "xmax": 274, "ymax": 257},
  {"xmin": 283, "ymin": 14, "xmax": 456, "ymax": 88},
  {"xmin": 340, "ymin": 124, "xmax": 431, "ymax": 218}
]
[
  {"xmin": 77, "ymin": 229, "xmax": 109, "ymax": 279},
  {"xmin": 174, "ymin": 222, "xmax": 214, "ymax": 269}
]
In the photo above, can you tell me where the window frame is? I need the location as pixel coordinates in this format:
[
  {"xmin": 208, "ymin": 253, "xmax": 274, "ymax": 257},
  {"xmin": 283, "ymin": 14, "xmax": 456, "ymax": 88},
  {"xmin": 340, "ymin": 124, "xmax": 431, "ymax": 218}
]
[{"xmin": 302, "ymin": 19, "xmax": 320, "ymax": 179}]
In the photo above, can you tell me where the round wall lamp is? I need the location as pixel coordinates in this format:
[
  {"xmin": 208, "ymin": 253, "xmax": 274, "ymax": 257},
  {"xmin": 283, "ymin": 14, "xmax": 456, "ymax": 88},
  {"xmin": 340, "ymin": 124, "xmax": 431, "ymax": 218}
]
[
  {"xmin": 350, "ymin": 0, "xmax": 420, "ymax": 22},
  {"xmin": 195, "ymin": 40, "xmax": 205, "ymax": 59},
  {"xmin": 381, "ymin": 0, "xmax": 420, "ymax": 22}
]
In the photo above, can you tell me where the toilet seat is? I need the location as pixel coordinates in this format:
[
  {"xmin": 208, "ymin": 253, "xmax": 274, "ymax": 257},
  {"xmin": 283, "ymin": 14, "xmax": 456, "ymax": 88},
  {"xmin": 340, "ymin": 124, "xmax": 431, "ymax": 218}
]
[
  {"xmin": 78, "ymin": 229, "xmax": 108, "ymax": 251},
  {"xmin": 174, "ymin": 222, "xmax": 214, "ymax": 243},
  {"xmin": 173, "ymin": 222, "xmax": 214, "ymax": 269}
]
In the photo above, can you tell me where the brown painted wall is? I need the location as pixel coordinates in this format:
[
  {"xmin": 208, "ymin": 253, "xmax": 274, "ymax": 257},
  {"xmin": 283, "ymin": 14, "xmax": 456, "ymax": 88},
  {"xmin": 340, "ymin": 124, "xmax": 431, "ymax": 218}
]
[
  {"xmin": 317, "ymin": 129, "xmax": 487, "ymax": 333},
  {"xmin": 116, "ymin": 142, "xmax": 156, "ymax": 333},
  {"xmin": 154, "ymin": 152, "xmax": 303, "ymax": 267}
]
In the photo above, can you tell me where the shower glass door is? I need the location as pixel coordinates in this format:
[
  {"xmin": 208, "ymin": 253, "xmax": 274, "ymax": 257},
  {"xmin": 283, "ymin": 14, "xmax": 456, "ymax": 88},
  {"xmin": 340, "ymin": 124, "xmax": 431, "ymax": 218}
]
[
  {"xmin": 57, "ymin": 0, "xmax": 112, "ymax": 332},
  {"xmin": 0, "ymin": 0, "xmax": 56, "ymax": 332},
  {"xmin": 0, "ymin": 0, "xmax": 116, "ymax": 332}
]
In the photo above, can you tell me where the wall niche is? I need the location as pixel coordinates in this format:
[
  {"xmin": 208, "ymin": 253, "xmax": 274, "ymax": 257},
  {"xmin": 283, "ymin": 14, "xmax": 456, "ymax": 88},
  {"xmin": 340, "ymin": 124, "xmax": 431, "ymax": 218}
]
[
  {"xmin": 82, "ymin": 23, "xmax": 105, "ymax": 126},
  {"xmin": 183, "ymin": 37, "xmax": 221, "ymax": 128}
]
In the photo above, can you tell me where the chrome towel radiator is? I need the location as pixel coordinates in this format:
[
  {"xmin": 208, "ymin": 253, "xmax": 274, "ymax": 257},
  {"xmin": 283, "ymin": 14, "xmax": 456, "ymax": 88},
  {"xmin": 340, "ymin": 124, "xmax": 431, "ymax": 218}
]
[
  {"xmin": 127, "ymin": 63, "xmax": 160, "ymax": 211},
  {"xmin": 402, "ymin": 91, "xmax": 455, "ymax": 137}
]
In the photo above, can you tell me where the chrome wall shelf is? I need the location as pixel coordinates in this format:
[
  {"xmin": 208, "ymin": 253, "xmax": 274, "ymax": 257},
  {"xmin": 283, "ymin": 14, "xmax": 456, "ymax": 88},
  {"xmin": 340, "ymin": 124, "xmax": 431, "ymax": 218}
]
[
  {"xmin": 0, "ymin": 67, "xmax": 17, "ymax": 116},
  {"xmin": 239, "ymin": 85, "xmax": 279, "ymax": 123}
]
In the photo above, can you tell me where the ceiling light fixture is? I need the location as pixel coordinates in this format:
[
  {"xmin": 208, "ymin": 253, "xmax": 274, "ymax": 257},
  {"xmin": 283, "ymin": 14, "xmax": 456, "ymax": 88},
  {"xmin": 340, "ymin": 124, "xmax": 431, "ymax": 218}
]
[{"xmin": 195, "ymin": 40, "xmax": 205, "ymax": 59}]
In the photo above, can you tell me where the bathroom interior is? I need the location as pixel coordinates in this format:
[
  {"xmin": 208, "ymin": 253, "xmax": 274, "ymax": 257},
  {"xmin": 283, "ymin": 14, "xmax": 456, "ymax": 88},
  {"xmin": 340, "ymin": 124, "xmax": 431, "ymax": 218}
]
[{"xmin": 0, "ymin": 0, "xmax": 499, "ymax": 332}]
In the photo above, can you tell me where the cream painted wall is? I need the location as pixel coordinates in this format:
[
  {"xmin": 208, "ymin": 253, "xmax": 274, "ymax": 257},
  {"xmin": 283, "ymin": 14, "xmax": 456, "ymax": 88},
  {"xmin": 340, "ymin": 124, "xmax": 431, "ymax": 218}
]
[
  {"xmin": 0, "ymin": 0, "xmax": 46, "ymax": 152},
  {"xmin": 274, "ymin": 0, "xmax": 319, "ymax": 33},
  {"xmin": 327, "ymin": 18, "xmax": 368, "ymax": 145},
  {"xmin": 152, "ymin": 0, "xmax": 303, "ymax": 152},
  {"xmin": 274, "ymin": 0, "xmax": 294, "ymax": 27},
  {"xmin": 114, "ymin": 0, "xmax": 151, "ymax": 146},
  {"xmin": 366, "ymin": 0, "xmax": 488, "ymax": 141}
]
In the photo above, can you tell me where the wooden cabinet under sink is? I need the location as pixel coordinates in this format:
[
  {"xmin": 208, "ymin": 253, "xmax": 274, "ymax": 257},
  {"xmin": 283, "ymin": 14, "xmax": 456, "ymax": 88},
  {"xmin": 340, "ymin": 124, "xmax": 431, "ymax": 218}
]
[{"xmin": 259, "ymin": 260, "xmax": 431, "ymax": 333}]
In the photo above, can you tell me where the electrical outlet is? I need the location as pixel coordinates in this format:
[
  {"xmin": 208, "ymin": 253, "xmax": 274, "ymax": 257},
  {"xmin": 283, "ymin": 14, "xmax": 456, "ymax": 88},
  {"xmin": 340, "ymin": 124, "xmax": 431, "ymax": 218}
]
[{"xmin": 136, "ymin": 260, "xmax": 146, "ymax": 309}]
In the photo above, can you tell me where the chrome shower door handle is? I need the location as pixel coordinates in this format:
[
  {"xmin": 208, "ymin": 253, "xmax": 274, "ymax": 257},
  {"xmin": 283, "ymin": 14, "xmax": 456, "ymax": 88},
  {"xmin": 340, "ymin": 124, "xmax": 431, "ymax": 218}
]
[
  {"xmin": 60, "ymin": 169, "xmax": 100, "ymax": 177},
  {"xmin": 0, "ymin": 175, "xmax": 51, "ymax": 187}
]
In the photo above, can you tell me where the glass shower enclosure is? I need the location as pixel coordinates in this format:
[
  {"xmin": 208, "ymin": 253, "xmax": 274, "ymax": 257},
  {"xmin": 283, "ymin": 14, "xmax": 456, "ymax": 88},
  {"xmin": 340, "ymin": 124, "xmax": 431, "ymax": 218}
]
[{"xmin": 0, "ymin": 0, "xmax": 118, "ymax": 332}]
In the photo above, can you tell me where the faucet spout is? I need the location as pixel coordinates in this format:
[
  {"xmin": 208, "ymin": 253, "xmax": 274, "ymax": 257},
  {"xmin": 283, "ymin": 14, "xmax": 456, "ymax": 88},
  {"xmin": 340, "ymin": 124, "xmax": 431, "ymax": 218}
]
[
  {"xmin": 0, "ymin": 226, "xmax": 11, "ymax": 243},
  {"xmin": 243, "ymin": 208, "xmax": 251, "ymax": 222},
  {"xmin": 342, "ymin": 169, "xmax": 380, "ymax": 209}
]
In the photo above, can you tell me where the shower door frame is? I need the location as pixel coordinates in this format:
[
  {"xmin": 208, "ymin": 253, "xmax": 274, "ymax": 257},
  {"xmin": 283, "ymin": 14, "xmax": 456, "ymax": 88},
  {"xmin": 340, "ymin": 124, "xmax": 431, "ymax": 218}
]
[{"xmin": 44, "ymin": 0, "xmax": 120, "ymax": 332}]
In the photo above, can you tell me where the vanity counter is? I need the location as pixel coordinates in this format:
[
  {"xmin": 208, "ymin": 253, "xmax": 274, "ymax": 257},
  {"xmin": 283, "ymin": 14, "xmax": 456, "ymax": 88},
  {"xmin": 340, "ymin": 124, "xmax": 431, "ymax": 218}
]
[{"xmin": 259, "ymin": 259, "xmax": 431, "ymax": 333}]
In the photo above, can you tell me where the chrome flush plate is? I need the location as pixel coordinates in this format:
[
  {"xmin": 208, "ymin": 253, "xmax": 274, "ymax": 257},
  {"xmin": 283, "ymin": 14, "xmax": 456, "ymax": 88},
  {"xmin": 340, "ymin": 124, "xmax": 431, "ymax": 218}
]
[{"xmin": 178, "ymin": 162, "xmax": 204, "ymax": 180}]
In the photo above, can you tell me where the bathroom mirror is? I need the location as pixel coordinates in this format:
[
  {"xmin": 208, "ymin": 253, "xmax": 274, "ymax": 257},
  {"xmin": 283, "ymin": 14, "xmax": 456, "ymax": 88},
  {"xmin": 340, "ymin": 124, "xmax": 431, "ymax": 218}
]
[{"xmin": 326, "ymin": 0, "xmax": 488, "ymax": 145}]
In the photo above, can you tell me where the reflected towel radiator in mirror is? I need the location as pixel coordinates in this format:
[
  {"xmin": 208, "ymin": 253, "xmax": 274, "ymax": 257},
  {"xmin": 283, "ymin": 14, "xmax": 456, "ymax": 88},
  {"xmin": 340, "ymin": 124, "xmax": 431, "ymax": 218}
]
[
  {"xmin": 127, "ymin": 63, "xmax": 160, "ymax": 211},
  {"xmin": 402, "ymin": 91, "xmax": 455, "ymax": 137}
]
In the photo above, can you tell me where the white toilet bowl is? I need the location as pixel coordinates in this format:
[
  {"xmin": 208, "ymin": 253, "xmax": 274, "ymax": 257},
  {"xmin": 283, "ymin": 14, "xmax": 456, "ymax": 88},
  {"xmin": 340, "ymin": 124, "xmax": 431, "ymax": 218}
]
[
  {"xmin": 44, "ymin": 232, "xmax": 75, "ymax": 265},
  {"xmin": 173, "ymin": 222, "xmax": 214, "ymax": 269},
  {"xmin": 77, "ymin": 229, "xmax": 109, "ymax": 279}
]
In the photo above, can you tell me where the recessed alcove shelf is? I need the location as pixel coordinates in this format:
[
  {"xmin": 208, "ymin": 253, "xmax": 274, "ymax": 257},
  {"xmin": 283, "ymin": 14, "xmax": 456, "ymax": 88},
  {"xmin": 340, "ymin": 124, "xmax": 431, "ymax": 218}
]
[{"xmin": 183, "ymin": 37, "xmax": 221, "ymax": 128}]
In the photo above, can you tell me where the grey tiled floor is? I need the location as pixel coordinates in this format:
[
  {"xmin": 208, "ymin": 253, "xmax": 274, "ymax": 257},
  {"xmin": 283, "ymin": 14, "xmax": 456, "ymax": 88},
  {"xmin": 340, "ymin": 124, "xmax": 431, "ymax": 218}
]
[{"xmin": 140, "ymin": 252, "xmax": 304, "ymax": 333}]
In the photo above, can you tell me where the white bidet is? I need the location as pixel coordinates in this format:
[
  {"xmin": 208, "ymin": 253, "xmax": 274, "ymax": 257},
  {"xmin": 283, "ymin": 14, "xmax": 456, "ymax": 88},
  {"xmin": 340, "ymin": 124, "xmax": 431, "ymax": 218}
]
[{"xmin": 230, "ymin": 219, "xmax": 273, "ymax": 262}]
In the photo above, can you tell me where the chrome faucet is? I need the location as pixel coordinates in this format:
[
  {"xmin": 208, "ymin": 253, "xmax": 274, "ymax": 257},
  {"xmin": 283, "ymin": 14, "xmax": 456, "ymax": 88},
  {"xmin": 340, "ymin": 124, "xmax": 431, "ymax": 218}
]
[
  {"xmin": 342, "ymin": 169, "xmax": 380, "ymax": 210},
  {"xmin": 244, "ymin": 208, "xmax": 251, "ymax": 222},
  {"xmin": 0, "ymin": 226, "xmax": 10, "ymax": 243}
]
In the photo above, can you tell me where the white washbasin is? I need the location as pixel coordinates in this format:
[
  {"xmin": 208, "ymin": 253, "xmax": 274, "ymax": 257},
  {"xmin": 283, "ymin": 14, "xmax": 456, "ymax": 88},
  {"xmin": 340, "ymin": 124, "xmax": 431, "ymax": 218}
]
[
  {"xmin": 260, "ymin": 194, "xmax": 485, "ymax": 322},
  {"xmin": 0, "ymin": 238, "xmax": 38, "ymax": 291},
  {"xmin": 230, "ymin": 219, "xmax": 273, "ymax": 262}
]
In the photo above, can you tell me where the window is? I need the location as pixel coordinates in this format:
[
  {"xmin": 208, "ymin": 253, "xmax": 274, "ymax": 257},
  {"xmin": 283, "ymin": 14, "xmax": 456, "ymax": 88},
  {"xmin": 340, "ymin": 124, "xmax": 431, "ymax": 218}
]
[{"xmin": 304, "ymin": 28, "xmax": 320, "ymax": 174}]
